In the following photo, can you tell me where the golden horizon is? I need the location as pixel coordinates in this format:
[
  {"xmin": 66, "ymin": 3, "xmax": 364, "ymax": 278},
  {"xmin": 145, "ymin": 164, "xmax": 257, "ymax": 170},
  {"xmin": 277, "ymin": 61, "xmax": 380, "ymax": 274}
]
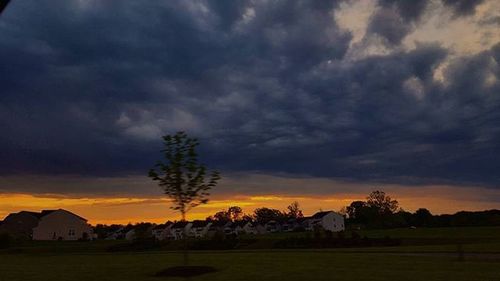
[{"xmin": 1, "ymin": 188, "xmax": 499, "ymax": 225}]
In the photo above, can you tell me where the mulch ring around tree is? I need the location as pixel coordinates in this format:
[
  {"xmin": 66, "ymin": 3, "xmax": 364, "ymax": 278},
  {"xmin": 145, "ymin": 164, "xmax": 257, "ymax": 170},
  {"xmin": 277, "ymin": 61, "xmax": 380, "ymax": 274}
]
[{"xmin": 155, "ymin": 266, "xmax": 218, "ymax": 278}]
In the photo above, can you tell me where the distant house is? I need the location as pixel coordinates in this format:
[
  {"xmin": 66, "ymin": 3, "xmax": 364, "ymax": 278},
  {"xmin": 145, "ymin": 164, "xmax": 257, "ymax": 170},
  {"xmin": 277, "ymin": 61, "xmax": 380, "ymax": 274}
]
[
  {"xmin": 152, "ymin": 222, "xmax": 173, "ymax": 241},
  {"xmin": 125, "ymin": 229, "xmax": 136, "ymax": 241},
  {"xmin": 254, "ymin": 223, "xmax": 267, "ymax": 234},
  {"xmin": 32, "ymin": 209, "xmax": 93, "ymax": 240},
  {"xmin": 105, "ymin": 227, "xmax": 126, "ymax": 240},
  {"xmin": 223, "ymin": 222, "xmax": 240, "ymax": 235},
  {"xmin": 307, "ymin": 211, "xmax": 345, "ymax": 232},
  {"xmin": 231, "ymin": 221, "xmax": 257, "ymax": 235},
  {"xmin": 124, "ymin": 223, "xmax": 154, "ymax": 241},
  {"xmin": 281, "ymin": 218, "xmax": 306, "ymax": 232},
  {"xmin": 264, "ymin": 220, "xmax": 281, "ymax": 233},
  {"xmin": 189, "ymin": 220, "xmax": 212, "ymax": 238},
  {"xmin": 206, "ymin": 221, "xmax": 230, "ymax": 238},
  {"xmin": 0, "ymin": 211, "xmax": 41, "ymax": 239},
  {"xmin": 170, "ymin": 221, "xmax": 192, "ymax": 240}
]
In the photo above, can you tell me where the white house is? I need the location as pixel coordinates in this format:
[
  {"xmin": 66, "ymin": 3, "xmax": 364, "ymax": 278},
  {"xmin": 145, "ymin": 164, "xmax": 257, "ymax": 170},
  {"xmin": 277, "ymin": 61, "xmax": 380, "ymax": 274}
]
[
  {"xmin": 307, "ymin": 211, "xmax": 345, "ymax": 232},
  {"xmin": 105, "ymin": 227, "xmax": 126, "ymax": 240},
  {"xmin": 189, "ymin": 220, "xmax": 212, "ymax": 238},
  {"xmin": 169, "ymin": 221, "xmax": 192, "ymax": 240},
  {"xmin": 152, "ymin": 222, "xmax": 173, "ymax": 241},
  {"xmin": 264, "ymin": 220, "xmax": 281, "ymax": 233},
  {"xmin": 125, "ymin": 229, "xmax": 136, "ymax": 241},
  {"xmin": 231, "ymin": 221, "xmax": 257, "ymax": 235},
  {"xmin": 32, "ymin": 209, "xmax": 93, "ymax": 241}
]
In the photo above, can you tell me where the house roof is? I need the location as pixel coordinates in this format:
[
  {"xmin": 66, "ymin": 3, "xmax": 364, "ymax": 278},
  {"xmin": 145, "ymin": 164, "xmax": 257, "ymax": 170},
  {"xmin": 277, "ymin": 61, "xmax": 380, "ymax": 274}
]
[
  {"xmin": 191, "ymin": 220, "xmax": 210, "ymax": 228},
  {"xmin": 41, "ymin": 209, "xmax": 88, "ymax": 221},
  {"xmin": 8, "ymin": 209, "xmax": 87, "ymax": 221},
  {"xmin": 153, "ymin": 221, "xmax": 173, "ymax": 230},
  {"xmin": 171, "ymin": 221, "xmax": 190, "ymax": 228},
  {"xmin": 311, "ymin": 211, "xmax": 334, "ymax": 219},
  {"xmin": 152, "ymin": 224, "xmax": 166, "ymax": 230},
  {"xmin": 209, "ymin": 220, "xmax": 229, "ymax": 228}
]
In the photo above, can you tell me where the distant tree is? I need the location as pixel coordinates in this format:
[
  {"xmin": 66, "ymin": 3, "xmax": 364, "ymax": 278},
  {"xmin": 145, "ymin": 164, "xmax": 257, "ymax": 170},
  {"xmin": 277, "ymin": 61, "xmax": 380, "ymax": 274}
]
[
  {"xmin": 149, "ymin": 131, "xmax": 220, "ymax": 265},
  {"xmin": 209, "ymin": 206, "xmax": 243, "ymax": 223},
  {"xmin": 228, "ymin": 206, "xmax": 243, "ymax": 221},
  {"xmin": 253, "ymin": 208, "xmax": 284, "ymax": 224},
  {"xmin": 286, "ymin": 201, "xmax": 304, "ymax": 219},
  {"xmin": 413, "ymin": 208, "xmax": 433, "ymax": 227},
  {"xmin": 346, "ymin": 201, "xmax": 367, "ymax": 220},
  {"xmin": 366, "ymin": 190, "xmax": 399, "ymax": 214},
  {"xmin": 213, "ymin": 210, "xmax": 231, "ymax": 223}
]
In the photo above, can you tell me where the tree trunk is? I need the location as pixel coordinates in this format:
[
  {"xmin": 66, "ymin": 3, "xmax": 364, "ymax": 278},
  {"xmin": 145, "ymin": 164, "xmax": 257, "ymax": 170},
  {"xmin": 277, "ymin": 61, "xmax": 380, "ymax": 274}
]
[{"xmin": 181, "ymin": 210, "xmax": 189, "ymax": 266}]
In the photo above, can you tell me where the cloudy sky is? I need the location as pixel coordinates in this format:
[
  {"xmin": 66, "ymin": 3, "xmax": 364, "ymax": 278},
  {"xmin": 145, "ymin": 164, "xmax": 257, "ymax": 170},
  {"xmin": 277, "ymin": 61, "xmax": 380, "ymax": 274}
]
[{"xmin": 1, "ymin": 0, "xmax": 499, "ymax": 223}]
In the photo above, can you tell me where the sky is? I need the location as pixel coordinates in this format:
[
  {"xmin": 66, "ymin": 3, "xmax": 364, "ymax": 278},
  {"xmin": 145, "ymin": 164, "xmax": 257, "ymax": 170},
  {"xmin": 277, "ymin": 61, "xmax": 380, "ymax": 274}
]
[{"xmin": 1, "ymin": 0, "xmax": 499, "ymax": 224}]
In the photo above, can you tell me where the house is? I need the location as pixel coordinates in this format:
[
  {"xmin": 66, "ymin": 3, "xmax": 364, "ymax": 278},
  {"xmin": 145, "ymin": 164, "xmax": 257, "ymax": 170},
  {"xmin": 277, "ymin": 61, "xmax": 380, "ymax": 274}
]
[
  {"xmin": 206, "ymin": 220, "xmax": 230, "ymax": 238},
  {"xmin": 231, "ymin": 221, "xmax": 257, "ymax": 235},
  {"xmin": 32, "ymin": 209, "xmax": 93, "ymax": 240},
  {"xmin": 189, "ymin": 220, "xmax": 212, "ymax": 238},
  {"xmin": 169, "ymin": 221, "xmax": 192, "ymax": 240},
  {"xmin": 0, "ymin": 211, "xmax": 41, "ymax": 239},
  {"xmin": 124, "ymin": 223, "xmax": 154, "ymax": 241},
  {"xmin": 125, "ymin": 229, "xmax": 136, "ymax": 241},
  {"xmin": 223, "ymin": 222, "xmax": 238, "ymax": 235},
  {"xmin": 281, "ymin": 218, "xmax": 307, "ymax": 232},
  {"xmin": 152, "ymin": 222, "xmax": 173, "ymax": 241},
  {"xmin": 307, "ymin": 211, "xmax": 345, "ymax": 232},
  {"xmin": 264, "ymin": 220, "xmax": 281, "ymax": 233},
  {"xmin": 105, "ymin": 227, "xmax": 126, "ymax": 240},
  {"xmin": 254, "ymin": 223, "xmax": 267, "ymax": 234}
]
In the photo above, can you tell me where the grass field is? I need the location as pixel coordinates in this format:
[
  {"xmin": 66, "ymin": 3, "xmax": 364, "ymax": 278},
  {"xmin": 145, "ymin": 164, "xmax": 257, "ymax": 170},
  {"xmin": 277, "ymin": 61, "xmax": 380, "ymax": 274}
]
[{"xmin": 0, "ymin": 227, "xmax": 499, "ymax": 281}]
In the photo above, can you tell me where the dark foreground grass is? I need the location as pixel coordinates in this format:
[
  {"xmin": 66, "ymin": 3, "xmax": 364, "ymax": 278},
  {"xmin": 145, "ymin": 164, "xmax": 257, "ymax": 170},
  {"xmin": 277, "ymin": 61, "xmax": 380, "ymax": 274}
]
[
  {"xmin": 1, "ymin": 227, "xmax": 500, "ymax": 281},
  {"xmin": 0, "ymin": 250, "xmax": 499, "ymax": 281}
]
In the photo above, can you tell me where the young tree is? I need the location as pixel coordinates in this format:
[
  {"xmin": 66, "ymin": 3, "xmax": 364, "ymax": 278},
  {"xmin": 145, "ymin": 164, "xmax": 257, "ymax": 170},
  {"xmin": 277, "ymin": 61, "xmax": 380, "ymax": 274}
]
[
  {"xmin": 149, "ymin": 132, "xmax": 220, "ymax": 265},
  {"xmin": 149, "ymin": 132, "xmax": 221, "ymax": 222}
]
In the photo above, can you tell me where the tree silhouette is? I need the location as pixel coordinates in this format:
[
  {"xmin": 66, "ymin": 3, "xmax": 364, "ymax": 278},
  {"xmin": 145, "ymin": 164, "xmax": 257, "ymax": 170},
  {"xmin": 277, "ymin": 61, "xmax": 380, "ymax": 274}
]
[
  {"xmin": 149, "ymin": 132, "xmax": 220, "ymax": 222},
  {"xmin": 149, "ymin": 131, "xmax": 220, "ymax": 265},
  {"xmin": 286, "ymin": 201, "xmax": 304, "ymax": 219},
  {"xmin": 366, "ymin": 190, "xmax": 399, "ymax": 215}
]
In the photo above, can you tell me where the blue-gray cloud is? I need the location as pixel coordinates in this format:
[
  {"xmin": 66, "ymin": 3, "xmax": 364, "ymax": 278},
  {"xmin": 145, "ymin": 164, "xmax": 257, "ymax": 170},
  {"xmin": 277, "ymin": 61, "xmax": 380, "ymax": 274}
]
[
  {"xmin": 0, "ymin": 0, "xmax": 499, "ymax": 191},
  {"xmin": 443, "ymin": 0, "xmax": 485, "ymax": 16}
]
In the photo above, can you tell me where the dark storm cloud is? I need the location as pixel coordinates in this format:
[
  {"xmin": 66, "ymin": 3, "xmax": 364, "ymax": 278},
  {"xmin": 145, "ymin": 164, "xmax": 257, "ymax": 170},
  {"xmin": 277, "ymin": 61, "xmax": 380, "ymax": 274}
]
[
  {"xmin": 442, "ymin": 0, "xmax": 485, "ymax": 16},
  {"xmin": 0, "ymin": 0, "xmax": 500, "ymax": 192},
  {"xmin": 367, "ymin": 0, "xmax": 430, "ymax": 45}
]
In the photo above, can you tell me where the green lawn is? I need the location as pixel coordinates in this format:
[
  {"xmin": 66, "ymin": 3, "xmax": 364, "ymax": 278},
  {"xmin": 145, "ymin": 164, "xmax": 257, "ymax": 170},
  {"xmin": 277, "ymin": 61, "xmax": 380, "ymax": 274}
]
[
  {"xmin": 0, "ymin": 250, "xmax": 499, "ymax": 281},
  {"xmin": 1, "ymin": 227, "xmax": 499, "ymax": 281}
]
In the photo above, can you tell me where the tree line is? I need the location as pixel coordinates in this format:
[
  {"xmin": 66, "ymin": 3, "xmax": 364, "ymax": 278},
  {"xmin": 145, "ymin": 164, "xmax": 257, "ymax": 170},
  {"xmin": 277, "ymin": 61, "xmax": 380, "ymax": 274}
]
[
  {"xmin": 343, "ymin": 190, "xmax": 500, "ymax": 228},
  {"xmin": 206, "ymin": 201, "xmax": 304, "ymax": 224}
]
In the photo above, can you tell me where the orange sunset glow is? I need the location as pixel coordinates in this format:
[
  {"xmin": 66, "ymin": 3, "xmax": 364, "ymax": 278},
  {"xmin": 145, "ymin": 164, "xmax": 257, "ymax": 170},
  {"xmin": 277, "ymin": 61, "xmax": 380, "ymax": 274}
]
[{"xmin": 2, "ymin": 183, "xmax": 499, "ymax": 225}]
